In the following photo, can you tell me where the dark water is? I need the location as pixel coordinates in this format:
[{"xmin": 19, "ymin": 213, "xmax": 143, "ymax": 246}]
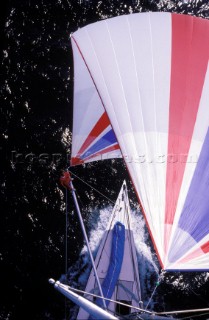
[{"xmin": 1, "ymin": 1, "xmax": 209, "ymax": 319}]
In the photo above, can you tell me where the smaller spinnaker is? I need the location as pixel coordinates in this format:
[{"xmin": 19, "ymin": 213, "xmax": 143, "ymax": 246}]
[
  {"xmin": 71, "ymin": 12, "xmax": 209, "ymax": 270},
  {"xmin": 71, "ymin": 39, "xmax": 121, "ymax": 166}
]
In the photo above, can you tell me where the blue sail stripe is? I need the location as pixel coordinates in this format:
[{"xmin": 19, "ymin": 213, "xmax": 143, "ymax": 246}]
[
  {"xmin": 81, "ymin": 129, "xmax": 117, "ymax": 159},
  {"xmin": 169, "ymin": 128, "xmax": 209, "ymax": 262}
]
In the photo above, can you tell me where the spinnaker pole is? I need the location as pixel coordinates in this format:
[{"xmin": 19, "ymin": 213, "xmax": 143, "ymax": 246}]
[
  {"xmin": 49, "ymin": 279, "xmax": 117, "ymax": 320},
  {"xmin": 69, "ymin": 179, "xmax": 107, "ymax": 310}
]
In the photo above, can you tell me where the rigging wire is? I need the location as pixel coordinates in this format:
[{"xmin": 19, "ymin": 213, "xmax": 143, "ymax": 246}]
[
  {"xmin": 55, "ymin": 280, "xmax": 209, "ymax": 319},
  {"xmin": 66, "ymin": 285, "xmax": 153, "ymax": 315},
  {"xmin": 64, "ymin": 284, "xmax": 209, "ymax": 318},
  {"xmin": 64, "ymin": 172, "xmax": 209, "ymax": 317},
  {"xmin": 65, "ymin": 187, "xmax": 68, "ymax": 275},
  {"xmin": 65, "ymin": 187, "xmax": 68, "ymax": 320},
  {"xmin": 69, "ymin": 178, "xmax": 107, "ymax": 310},
  {"xmin": 181, "ymin": 312, "xmax": 209, "ymax": 319},
  {"xmin": 145, "ymin": 270, "xmax": 165, "ymax": 310},
  {"xmin": 68, "ymin": 169, "xmax": 115, "ymax": 204},
  {"xmin": 68, "ymin": 172, "xmax": 161, "ymax": 313},
  {"xmin": 188, "ymin": 285, "xmax": 209, "ymax": 307},
  {"xmin": 60, "ymin": 173, "xmax": 209, "ymax": 318}
]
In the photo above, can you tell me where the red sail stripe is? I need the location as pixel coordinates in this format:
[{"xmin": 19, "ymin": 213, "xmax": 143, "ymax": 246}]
[
  {"xmin": 77, "ymin": 112, "xmax": 111, "ymax": 157},
  {"xmin": 164, "ymin": 15, "xmax": 209, "ymax": 247},
  {"xmin": 178, "ymin": 241, "xmax": 209, "ymax": 264},
  {"xmin": 201, "ymin": 241, "xmax": 209, "ymax": 254}
]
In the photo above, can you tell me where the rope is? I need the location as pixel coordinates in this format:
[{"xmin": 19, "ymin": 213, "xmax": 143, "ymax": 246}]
[
  {"xmin": 158, "ymin": 308, "xmax": 209, "ymax": 316},
  {"xmin": 66, "ymin": 285, "xmax": 153, "ymax": 315},
  {"xmin": 66, "ymin": 284, "xmax": 209, "ymax": 318},
  {"xmin": 145, "ymin": 270, "xmax": 164, "ymax": 310},
  {"xmin": 68, "ymin": 169, "xmax": 115, "ymax": 204}
]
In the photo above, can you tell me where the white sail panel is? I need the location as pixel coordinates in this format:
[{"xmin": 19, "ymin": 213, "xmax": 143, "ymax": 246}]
[
  {"xmin": 71, "ymin": 40, "xmax": 121, "ymax": 166},
  {"xmin": 71, "ymin": 12, "xmax": 171, "ymax": 267},
  {"xmin": 71, "ymin": 12, "xmax": 209, "ymax": 270}
]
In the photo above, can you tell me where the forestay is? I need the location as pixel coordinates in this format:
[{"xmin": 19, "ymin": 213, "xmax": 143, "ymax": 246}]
[
  {"xmin": 70, "ymin": 12, "xmax": 209, "ymax": 270},
  {"xmin": 76, "ymin": 181, "xmax": 141, "ymax": 319}
]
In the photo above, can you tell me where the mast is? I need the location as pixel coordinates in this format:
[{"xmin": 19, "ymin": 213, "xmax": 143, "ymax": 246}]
[
  {"xmin": 69, "ymin": 179, "xmax": 107, "ymax": 310},
  {"xmin": 49, "ymin": 279, "xmax": 118, "ymax": 320}
]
